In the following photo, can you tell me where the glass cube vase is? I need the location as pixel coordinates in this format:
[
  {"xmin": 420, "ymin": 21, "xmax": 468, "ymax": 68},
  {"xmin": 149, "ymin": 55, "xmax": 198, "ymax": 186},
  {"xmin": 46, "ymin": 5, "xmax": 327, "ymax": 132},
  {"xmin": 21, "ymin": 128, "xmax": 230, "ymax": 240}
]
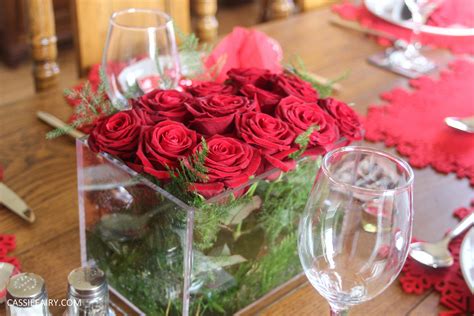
[{"xmin": 76, "ymin": 138, "xmax": 321, "ymax": 315}]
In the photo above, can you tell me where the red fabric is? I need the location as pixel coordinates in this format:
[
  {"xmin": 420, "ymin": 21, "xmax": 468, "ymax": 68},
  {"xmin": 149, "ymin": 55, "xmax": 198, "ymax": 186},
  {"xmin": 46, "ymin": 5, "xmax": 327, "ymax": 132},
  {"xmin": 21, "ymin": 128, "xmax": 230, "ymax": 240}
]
[
  {"xmin": 364, "ymin": 59, "xmax": 474, "ymax": 185},
  {"xmin": 399, "ymin": 200, "xmax": 474, "ymax": 315},
  {"xmin": 332, "ymin": 2, "xmax": 474, "ymax": 54},
  {"xmin": 0, "ymin": 234, "xmax": 20, "ymax": 270},
  {"xmin": 205, "ymin": 27, "xmax": 283, "ymax": 83},
  {"xmin": 429, "ymin": 0, "xmax": 474, "ymax": 29}
]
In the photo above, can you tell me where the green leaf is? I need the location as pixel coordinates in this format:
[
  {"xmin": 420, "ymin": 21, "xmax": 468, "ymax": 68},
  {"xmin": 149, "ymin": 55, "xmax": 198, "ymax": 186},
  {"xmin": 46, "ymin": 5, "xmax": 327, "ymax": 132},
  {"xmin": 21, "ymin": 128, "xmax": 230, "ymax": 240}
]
[
  {"xmin": 207, "ymin": 254, "xmax": 247, "ymax": 268},
  {"xmin": 289, "ymin": 124, "xmax": 319, "ymax": 160},
  {"xmin": 223, "ymin": 196, "xmax": 262, "ymax": 226}
]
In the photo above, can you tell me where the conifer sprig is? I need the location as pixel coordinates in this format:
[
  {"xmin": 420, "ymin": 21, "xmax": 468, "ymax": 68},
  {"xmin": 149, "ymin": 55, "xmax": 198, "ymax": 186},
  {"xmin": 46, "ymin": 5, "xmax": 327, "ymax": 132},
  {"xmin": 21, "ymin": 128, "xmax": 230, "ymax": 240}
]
[
  {"xmin": 167, "ymin": 137, "xmax": 209, "ymax": 198},
  {"xmin": 289, "ymin": 125, "xmax": 319, "ymax": 160},
  {"xmin": 47, "ymin": 68, "xmax": 118, "ymax": 139}
]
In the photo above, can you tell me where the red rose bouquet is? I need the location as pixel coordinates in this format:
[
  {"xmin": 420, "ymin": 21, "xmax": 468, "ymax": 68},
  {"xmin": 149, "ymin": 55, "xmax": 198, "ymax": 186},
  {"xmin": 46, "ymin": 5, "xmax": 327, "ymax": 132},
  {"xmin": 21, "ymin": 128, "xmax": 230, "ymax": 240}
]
[
  {"xmin": 70, "ymin": 27, "xmax": 364, "ymax": 316},
  {"xmin": 86, "ymin": 68, "xmax": 362, "ymax": 198}
]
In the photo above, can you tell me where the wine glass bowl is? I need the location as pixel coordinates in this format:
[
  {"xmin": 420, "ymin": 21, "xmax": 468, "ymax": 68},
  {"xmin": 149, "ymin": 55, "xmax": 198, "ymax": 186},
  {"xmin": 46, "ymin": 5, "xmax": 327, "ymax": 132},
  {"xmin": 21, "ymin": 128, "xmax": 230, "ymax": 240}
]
[
  {"xmin": 298, "ymin": 146, "xmax": 414, "ymax": 315},
  {"xmin": 102, "ymin": 8, "xmax": 180, "ymax": 108}
]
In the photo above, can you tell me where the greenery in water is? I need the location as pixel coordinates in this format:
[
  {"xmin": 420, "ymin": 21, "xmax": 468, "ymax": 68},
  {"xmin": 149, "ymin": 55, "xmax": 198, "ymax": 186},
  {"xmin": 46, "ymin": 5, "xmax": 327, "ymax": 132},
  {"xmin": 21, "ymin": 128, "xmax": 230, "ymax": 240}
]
[{"xmin": 85, "ymin": 158, "xmax": 320, "ymax": 315}]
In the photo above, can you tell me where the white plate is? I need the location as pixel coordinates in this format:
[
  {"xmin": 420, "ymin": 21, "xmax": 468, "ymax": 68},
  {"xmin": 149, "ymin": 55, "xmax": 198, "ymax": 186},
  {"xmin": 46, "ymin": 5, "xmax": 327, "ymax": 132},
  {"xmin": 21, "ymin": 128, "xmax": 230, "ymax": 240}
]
[{"xmin": 364, "ymin": 0, "xmax": 474, "ymax": 36}]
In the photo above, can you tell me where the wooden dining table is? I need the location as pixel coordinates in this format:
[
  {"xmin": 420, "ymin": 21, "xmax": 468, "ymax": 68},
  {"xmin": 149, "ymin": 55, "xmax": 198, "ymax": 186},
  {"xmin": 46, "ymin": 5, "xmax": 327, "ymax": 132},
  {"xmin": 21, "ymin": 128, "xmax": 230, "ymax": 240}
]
[{"xmin": 0, "ymin": 7, "xmax": 472, "ymax": 316}]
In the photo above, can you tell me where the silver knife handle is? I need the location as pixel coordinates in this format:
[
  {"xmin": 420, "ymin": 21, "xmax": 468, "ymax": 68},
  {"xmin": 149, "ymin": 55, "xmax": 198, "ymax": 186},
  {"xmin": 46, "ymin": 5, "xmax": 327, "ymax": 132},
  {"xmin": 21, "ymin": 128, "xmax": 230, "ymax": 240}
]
[{"xmin": 447, "ymin": 213, "xmax": 474, "ymax": 240}]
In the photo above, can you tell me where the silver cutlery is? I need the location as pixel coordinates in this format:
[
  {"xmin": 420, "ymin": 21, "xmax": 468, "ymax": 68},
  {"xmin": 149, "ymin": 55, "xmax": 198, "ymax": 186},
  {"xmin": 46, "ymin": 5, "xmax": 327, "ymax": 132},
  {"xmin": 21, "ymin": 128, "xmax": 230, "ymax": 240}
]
[
  {"xmin": 460, "ymin": 227, "xmax": 474, "ymax": 294},
  {"xmin": 0, "ymin": 183, "xmax": 35, "ymax": 223},
  {"xmin": 409, "ymin": 213, "xmax": 474, "ymax": 268},
  {"xmin": 445, "ymin": 116, "xmax": 474, "ymax": 133}
]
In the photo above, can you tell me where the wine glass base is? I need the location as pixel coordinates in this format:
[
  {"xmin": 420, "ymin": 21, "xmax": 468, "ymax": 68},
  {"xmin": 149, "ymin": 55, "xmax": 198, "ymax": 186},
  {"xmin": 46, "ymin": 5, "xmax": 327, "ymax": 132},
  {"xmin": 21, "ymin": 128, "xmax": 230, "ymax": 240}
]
[{"xmin": 368, "ymin": 50, "xmax": 437, "ymax": 79}]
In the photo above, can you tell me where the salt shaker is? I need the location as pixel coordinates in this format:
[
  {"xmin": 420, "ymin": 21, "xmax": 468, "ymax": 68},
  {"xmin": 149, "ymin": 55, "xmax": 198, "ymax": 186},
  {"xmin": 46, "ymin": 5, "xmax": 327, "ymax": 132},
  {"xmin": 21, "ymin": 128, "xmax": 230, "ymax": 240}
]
[
  {"xmin": 5, "ymin": 272, "xmax": 49, "ymax": 316},
  {"xmin": 65, "ymin": 267, "xmax": 110, "ymax": 316}
]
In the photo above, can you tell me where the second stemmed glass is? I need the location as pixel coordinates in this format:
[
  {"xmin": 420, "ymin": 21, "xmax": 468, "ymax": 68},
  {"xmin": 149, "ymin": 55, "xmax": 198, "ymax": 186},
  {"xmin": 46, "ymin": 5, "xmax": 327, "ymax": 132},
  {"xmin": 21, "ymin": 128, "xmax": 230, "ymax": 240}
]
[
  {"xmin": 387, "ymin": 0, "xmax": 443, "ymax": 74},
  {"xmin": 298, "ymin": 146, "xmax": 414, "ymax": 315},
  {"xmin": 102, "ymin": 8, "xmax": 181, "ymax": 109}
]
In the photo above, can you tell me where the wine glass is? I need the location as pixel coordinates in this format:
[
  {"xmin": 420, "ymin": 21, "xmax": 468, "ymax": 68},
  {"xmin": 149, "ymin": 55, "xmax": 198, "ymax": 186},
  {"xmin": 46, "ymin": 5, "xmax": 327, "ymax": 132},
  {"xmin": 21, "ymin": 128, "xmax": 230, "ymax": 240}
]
[
  {"xmin": 298, "ymin": 146, "xmax": 414, "ymax": 315},
  {"xmin": 102, "ymin": 8, "xmax": 181, "ymax": 108},
  {"xmin": 387, "ymin": 0, "xmax": 443, "ymax": 74}
]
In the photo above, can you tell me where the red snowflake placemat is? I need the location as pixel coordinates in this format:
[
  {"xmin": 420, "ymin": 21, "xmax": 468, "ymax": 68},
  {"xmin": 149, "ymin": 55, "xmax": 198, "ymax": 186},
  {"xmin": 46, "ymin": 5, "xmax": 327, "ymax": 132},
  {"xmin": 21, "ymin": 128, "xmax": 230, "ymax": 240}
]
[
  {"xmin": 332, "ymin": 2, "xmax": 474, "ymax": 55},
  {"xmin": 364, "ymin": 59, "xmax": 474, "ymax": 185},
  {"xmin": 400, "ymin": 201, "xmax": 474, "ymax": 315},
  {"xmin": 0, "ymin": 165, "xmax": 21, "ymax": 270},
  {"xmin": 0, "ymin": 235, "xmax": 20, "ymax": 270}
]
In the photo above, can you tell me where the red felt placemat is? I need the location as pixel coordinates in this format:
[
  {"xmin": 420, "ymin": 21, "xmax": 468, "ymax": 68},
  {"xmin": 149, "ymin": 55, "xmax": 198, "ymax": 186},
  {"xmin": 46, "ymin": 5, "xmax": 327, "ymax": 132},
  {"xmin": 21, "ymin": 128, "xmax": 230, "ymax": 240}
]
[
  {"xmin": 364, "ymin": 59, "xmax": 474, "ymax": 185},
  {"xmin": 332, "ymin": 2, "xmax": 474, "ymax": 54},
  {"xmin": 400, "ymin": 200, "xmax": 474, "ymax": 316}
]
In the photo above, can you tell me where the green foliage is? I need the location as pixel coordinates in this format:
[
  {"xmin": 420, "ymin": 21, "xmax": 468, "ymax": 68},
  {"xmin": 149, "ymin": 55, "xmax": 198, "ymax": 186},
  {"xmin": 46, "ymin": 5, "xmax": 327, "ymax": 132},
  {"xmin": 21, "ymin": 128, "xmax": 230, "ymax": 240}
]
[
  {"xmin": 85, "ymin": 157, "xmax": 321, "ymax": 315},
  {"xmin": 47, "ymin": 68, "xmax": 118, "ymax": 139},
  {"xmin": 289, "ymin": 125, "xmax": 319, "ymax": 160},
  {"xmin": 258, "ymin": 159, "xmax": 319, "ymax": 245},
  {"xmin": 166, "ymin": 137, "xmax": 209, "ymax": 201},
  {"xmin": 285, "ymin": 55, "xmax": 348, "ymax": 98}
]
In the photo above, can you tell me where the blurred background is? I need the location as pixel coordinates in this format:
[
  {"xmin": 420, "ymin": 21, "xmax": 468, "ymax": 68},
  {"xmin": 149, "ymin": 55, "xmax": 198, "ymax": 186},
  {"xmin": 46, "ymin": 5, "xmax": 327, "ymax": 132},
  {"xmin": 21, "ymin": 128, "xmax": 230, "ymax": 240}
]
[{"xmin": 0, "ymin": 0, "xmax": 336, "ymax": 106}]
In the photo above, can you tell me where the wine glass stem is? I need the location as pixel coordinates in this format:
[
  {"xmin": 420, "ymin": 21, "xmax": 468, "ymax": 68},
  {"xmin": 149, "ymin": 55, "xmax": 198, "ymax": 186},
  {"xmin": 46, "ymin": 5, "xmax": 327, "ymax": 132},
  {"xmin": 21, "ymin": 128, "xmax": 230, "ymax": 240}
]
[
  {"xmin": 330, "ymin": 308, "xmax": 348, "ymax": 316},
  {"xmin": 406, "ymin": 10, "xmax": 424, "ymax": 56}
]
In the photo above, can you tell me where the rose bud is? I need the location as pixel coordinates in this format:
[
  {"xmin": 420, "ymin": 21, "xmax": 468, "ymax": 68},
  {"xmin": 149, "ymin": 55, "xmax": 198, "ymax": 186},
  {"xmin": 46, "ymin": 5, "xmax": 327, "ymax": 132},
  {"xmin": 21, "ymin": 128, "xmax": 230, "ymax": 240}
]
[
  {"xmin": 236, "ymin": 111, "xmax": 297, "ymax": 171},
  {"xmin": 319, "ymin": 98, "xmax": 363, "ymax": 141},
  {"xmin": 188, "ymin": 135, "xmax": 261, "ymax": 198},
  {"xmin": 273, "ymin": 73, "xmax": 319, "ymax": 103},
  {"xmin": 132, "ymin": 89, "xmax": 192, "ymax": 124},
  {"xmin": 227, "ymin": 67, "xmax": 271, "ymax": 88},
  {"xmin": 186, "ymin": 94, "xmax": 257, "ymax": 135},
  {"xmin": 240, "ymin": 83, "xmax": 282, "ymax": 115},
  {"xmin": 276, "ymin": 96, "xmax": 340, "ymax": 154},
  {"xmin": 87, "ymin": 109, "xmax": 147, "ymax": 160},
  {"xmin": 136, "ymin": 120, "xmax": 198, "ymax": 179},
  {"xmin": 185, "ymin": 81, "xmax": 236, "ymax": 97}
]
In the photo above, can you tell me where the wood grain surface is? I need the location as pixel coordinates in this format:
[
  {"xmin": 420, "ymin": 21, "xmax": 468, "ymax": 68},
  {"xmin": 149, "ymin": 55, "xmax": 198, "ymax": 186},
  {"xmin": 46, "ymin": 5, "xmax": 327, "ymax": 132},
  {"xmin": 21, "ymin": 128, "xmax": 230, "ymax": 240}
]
[{"xmin": 0, "ymin": 8, "xmax": 471, "ymax": 316}]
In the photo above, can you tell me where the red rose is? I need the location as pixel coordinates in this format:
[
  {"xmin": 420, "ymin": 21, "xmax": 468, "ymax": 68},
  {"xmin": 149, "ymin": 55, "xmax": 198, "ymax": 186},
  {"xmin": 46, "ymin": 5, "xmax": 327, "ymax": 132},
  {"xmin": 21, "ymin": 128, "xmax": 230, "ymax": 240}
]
[
  {"xmin": 186, "ymin": 94, "xmax": 257, "ymax": 135},
  {"xmin": 236, "ymin": 112, "xmax": 297, "ymax": 171},
  {"xmin": 319, "ymin": 98, "xmax": 363, "ymax": 141},
  {"xmin": 188, "ymin": 135, "xmax": 261, "ymax": 198},
  {"xmin": 273, "ymin": 74, "xmax": 319, "ymax": 103},
  {"xmin": 227, "ymin": 68, "xmax": 271, "ymax": 87},
  {"xmin": 136, "ymin": 121, "xmax": 198, "ymax": 179},
  {"xmin": 185, "ymin": 81, "xmax": 236, "ymax": 97},
  {"xmin": 88, "ymin": 109, "xmax": 146, "ymax": 160},
  {"xmin": 240, "ymin": 83, "xmax": 282, "ymax": 114},
  {"xmin": 275, "ymin": 96, "xmax": 340, "ymax": 153},
  {"xmin": 132, "ymin": 89, "xmax": 192, "ymax": 123}
]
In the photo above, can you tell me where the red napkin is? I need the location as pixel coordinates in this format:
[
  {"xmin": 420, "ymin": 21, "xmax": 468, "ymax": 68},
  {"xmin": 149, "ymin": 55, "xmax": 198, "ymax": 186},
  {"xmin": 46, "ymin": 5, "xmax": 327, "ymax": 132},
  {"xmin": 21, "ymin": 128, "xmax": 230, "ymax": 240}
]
[{"xmin": 205, "ymin": 27, "xmax": 283, "ymax": 83}]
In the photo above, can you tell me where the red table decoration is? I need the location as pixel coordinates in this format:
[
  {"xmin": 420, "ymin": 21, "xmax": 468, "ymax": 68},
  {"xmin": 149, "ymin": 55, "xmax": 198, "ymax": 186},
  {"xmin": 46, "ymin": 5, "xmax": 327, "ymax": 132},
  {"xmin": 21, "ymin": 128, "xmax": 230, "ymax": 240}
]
[
  {"xmin": 399, "ymin": 200, "xmax": 474, "ymax": 315},
  {"xmin": 0, "ymin": 235, "xmax": 20, "ymax": 270},
  {"xmin": 0, "ymin": 166, "xmax": 21, "ymax": 270},
  {"xmin": 364, "ymin": 59, "xmax": 474, "ymax": 185},
  {"xmin": 332, "ymin": 2, "xmax": 474, "ymax": 55}
]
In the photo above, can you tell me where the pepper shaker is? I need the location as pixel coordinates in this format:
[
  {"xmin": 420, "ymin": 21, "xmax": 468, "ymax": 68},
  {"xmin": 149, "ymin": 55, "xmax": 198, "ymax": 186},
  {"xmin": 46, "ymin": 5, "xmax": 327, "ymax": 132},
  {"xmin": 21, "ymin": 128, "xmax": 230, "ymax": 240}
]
[{"xmin": 65, "ymin": 267, "xmax": 111, "ymax": 316}]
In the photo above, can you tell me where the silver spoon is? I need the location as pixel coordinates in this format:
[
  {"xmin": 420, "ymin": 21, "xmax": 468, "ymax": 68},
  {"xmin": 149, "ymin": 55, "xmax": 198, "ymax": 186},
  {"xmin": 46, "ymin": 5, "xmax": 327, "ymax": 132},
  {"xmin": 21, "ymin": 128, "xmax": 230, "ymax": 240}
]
[
  {"xmin": 409, "ymin": 213, "xmax": 474, "ymax": 268},
  {"xmin": 445, "ymin": 116, "xmax": 474, "ymax": 133}
]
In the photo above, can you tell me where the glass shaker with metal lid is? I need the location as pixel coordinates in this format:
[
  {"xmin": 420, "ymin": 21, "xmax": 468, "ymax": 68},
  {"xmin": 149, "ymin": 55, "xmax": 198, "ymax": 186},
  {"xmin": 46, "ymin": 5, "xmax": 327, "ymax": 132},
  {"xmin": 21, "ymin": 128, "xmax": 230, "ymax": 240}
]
[
  {"xmin": 5, "ymin": 272, "xmax": 49, "ymax": 316},
  {"xmin": 65, "ymin": 267, "xmax": 110, "ymax": 316}
]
